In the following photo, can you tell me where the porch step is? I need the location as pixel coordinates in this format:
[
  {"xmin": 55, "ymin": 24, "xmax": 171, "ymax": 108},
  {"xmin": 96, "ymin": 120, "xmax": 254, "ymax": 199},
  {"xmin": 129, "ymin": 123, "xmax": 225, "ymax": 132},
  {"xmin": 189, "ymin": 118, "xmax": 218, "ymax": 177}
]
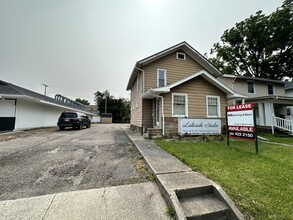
[
  {"xmin": 147, "ymin": 128, "xmax": 162, "ymax": 139},
  {"xmin": 176, "ymin": 186, "xmax": 230, "ymax": 220}
]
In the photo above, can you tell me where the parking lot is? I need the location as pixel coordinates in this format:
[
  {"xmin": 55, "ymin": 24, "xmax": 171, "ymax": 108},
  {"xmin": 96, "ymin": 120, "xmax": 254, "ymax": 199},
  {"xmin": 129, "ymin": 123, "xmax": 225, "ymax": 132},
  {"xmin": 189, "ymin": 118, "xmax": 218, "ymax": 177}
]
[{"xmin": 0, "ymin": 124, "xmax": 151, "ymax": 201}]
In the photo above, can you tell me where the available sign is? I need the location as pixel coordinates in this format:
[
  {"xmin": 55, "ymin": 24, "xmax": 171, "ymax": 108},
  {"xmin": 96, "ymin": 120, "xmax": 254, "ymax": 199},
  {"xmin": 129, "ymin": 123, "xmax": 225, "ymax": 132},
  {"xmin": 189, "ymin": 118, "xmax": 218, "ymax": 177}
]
[
  {"xmin": 226, "ymin": 103, "xmax": 259, "ymax": 154},
  {"xmin": 226, "ymin": 103, "xmax": 254, "ymax": 140},
  {"xmin": 178, "ymin": 118, "xmax": 221, "ymax": 135}
]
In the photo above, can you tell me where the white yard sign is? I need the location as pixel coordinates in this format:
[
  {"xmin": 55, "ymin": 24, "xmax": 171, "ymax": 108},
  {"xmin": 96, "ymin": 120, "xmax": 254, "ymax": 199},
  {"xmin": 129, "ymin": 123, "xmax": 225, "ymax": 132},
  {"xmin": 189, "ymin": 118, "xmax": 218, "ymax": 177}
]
[{"xmin": 179, "ymin": 118, "xmax": 221, "ymax": 135}]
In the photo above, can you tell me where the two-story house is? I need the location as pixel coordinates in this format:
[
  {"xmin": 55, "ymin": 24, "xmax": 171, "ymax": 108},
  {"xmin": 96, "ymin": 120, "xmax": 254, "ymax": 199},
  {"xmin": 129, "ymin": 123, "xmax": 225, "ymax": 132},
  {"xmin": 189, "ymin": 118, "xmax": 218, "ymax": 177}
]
[
  {"xmin": 218, "ymin": 75, "xmax": 293, "ymax": 134},
  {"xmin": 126, "ymin": 42, "xmax": 243, "ymax": 137}
]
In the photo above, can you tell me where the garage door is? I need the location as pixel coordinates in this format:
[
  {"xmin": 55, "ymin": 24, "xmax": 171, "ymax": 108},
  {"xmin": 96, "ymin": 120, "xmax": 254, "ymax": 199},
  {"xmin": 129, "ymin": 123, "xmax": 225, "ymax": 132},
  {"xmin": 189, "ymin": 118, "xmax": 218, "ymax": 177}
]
[{"xmin": 0, "ymin": 99, "xmax": 16, "ymax": 131}]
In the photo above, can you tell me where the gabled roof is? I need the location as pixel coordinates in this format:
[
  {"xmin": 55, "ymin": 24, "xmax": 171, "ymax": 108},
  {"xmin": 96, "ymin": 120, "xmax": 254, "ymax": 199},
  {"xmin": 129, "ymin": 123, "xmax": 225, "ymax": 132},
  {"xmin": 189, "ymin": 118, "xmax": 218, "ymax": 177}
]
[
  {"xmin": 142, "ymin": 70, "xmax": 245, "ymax": 99},
  {"xmin": 0, "ymin": 80, "xmax": 95, "ymax": 115},
  {"xmin": 126, "ymin": 41, "xmax": 222, "ymax": 90}
]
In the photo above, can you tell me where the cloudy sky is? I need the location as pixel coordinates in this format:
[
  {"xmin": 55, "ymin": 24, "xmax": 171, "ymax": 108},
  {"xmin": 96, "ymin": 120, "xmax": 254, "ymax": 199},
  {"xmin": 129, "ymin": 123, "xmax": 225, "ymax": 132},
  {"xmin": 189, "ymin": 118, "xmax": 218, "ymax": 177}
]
[{"xmin": 0, "ymin": 0, "xmax": 283, "ymax": 104}]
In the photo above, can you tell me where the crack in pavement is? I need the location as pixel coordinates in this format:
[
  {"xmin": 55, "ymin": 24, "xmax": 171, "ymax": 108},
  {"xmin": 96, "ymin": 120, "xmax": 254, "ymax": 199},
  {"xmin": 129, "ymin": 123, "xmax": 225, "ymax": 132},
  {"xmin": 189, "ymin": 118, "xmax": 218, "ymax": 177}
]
[{"xmin": 41, "ymin": 194, "xmax": 57, "ymax": 220}]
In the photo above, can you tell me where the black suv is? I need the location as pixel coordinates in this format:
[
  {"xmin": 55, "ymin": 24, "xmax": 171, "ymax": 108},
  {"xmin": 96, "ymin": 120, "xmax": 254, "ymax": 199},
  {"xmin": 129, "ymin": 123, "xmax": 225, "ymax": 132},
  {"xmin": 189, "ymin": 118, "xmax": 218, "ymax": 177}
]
[{"xmin": 57, "ymin": 112, "xmax": 91, "ymax": 130}]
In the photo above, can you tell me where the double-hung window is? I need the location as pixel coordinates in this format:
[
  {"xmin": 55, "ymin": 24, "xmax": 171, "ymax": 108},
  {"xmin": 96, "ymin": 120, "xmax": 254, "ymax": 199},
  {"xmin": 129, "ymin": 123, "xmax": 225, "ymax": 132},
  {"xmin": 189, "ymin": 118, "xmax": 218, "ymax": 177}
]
[
  {"xmin": 268, "ymin": 84, "xmax": 274, "ymax": 95},
  {"xmin": 206, "ymin": 96, "xmax": 220, "ymax": 117},
  {"xmin": 157, "ymin": 69, "xmax": 166, "ymax": 87},
  {"xmin": 247, "ymin": 81, "xmax": 255, "ymax": 93},
  {"xmin": 172, "ymin": 93, "xmax": 188, "ymax": 117}
]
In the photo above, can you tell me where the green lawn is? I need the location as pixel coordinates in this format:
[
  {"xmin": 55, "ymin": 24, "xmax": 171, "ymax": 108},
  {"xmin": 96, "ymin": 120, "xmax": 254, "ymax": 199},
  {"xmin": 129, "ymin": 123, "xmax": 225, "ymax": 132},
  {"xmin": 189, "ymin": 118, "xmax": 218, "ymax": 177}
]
[
  {"xmin": 259, "ymin": 133, "xmax": 293, "ymax": 145},
  {"xmin": 155, "ymin": 138, "xmax": 293, "ymax": 220}
]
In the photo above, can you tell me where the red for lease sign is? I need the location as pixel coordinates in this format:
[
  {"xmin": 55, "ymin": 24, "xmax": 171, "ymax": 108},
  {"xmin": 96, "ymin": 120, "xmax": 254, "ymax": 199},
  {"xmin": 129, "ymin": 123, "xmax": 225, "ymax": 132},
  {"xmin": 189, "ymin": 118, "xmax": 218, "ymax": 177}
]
[{"xmin": 226, "ymin": 104, "xmax": 255, "ymax": 140}]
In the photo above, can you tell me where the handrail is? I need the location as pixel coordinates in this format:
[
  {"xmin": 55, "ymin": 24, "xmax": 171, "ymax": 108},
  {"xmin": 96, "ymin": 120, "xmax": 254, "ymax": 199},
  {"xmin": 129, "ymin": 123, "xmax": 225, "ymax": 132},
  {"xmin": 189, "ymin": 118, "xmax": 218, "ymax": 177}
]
[{"xmin": 273, "ymin": 115, "xmax": 293, "ymax": 134}]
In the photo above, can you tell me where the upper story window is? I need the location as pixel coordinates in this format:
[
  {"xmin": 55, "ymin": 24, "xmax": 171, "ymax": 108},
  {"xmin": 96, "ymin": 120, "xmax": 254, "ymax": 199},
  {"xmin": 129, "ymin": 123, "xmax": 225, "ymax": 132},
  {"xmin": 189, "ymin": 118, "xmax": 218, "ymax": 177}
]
[
  {"xmin": 172, "ymin": 93, "xmax": 188, "ymax": 117},
  {"xmin": 176, "ymin": 52, "xmax": 186, "ymax": 60},
  {"xmin": 157, "ymin": 69, "xmax": 167, "ymax": 87},
  {"xmin": 268, "ymin": 84, "xmax": 274, "ymax": 95},
  {"xmin": 206, "ymin": 96, "xmax": 220, "ymax": 117},
  {"xmin": 247, "ymin": 81, "xmax": 255, "ymax": 93}
]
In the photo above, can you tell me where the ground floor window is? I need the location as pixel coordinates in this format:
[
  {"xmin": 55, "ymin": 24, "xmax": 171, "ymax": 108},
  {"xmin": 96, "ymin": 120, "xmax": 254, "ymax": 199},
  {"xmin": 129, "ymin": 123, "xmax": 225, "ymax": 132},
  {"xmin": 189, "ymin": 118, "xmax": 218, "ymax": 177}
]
[
  {"xmin": 206, "ymin": 96, "xmax": 220, "ymax": 117},
  {"xmin": 172, "ymin": 93, "xmax": 188, "ymax": 117}
]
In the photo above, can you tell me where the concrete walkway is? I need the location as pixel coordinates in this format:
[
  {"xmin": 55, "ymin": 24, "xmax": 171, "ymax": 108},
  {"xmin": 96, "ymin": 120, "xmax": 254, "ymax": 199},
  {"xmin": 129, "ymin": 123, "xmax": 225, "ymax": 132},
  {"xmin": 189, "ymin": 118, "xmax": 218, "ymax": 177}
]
[
  {"xmin": 124, "ymin": 128, "xmax": 244, "ymax": 220},
  {"xmin": 0, "ymin": 182, "xmax": 169, "ymax": 220}
]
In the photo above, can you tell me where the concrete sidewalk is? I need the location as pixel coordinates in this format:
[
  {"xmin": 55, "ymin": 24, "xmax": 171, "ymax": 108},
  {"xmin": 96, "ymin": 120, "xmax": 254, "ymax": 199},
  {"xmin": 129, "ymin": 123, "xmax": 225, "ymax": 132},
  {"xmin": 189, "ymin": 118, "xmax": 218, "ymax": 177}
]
[
  {"xmin": 0, "ymin": 182, "xmax": 169, "ymax": 220},
  {"xmin": 124, "ymin": 128, "xmax": 244, "ymax": 220}
]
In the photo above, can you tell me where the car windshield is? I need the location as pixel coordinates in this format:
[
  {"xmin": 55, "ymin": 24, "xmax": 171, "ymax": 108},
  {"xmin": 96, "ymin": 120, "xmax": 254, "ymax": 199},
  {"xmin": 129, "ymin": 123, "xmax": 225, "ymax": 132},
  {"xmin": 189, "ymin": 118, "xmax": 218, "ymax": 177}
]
[{"xmin": 61, "ymin": 113, "xmax": 77, "ymax": 118}]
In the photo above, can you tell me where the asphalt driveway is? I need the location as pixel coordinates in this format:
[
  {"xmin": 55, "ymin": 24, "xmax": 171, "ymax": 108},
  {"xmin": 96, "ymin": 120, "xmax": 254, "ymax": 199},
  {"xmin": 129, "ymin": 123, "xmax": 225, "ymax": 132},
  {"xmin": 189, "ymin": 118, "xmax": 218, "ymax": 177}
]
[{"xmin": 0, "ymin": 124, "xmax": 152, "ymax": 201}]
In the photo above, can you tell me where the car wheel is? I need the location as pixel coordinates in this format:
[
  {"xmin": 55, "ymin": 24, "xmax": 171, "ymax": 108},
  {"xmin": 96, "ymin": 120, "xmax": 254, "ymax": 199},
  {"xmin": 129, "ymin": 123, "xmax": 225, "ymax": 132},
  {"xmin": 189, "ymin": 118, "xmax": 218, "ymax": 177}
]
[
  {"xmin": 59, "ymin": 126, "xmax": 65, "ymax": 130},
  {"xmin": 86, "ymin": 123, "xmax": 91, "ymax": 128},
  {"xmin": 78, "ymin": 123, "xmax": 83, "ymax": 130}
]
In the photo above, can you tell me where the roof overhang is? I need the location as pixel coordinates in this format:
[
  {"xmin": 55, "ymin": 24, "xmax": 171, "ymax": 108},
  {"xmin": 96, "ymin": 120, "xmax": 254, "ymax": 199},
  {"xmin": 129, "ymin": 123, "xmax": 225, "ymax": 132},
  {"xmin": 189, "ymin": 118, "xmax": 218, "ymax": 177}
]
[
  {"xmin": 142, "ymin": 70, "xmax": 245, "ymax": 99},
  {"xmin": 245, "ymin": 95, "xmax": 293, "ymax": 105},
  {"xmin": 220, "ymin": 74, "xmax": 285, "ymax": 84},
  {"xmin": 0, "ymin": 94, "xmax": 96, "ymax": 116},
  {"xmin": 126, "ymin": 41, "xmax": 223, "ymax": 90}
]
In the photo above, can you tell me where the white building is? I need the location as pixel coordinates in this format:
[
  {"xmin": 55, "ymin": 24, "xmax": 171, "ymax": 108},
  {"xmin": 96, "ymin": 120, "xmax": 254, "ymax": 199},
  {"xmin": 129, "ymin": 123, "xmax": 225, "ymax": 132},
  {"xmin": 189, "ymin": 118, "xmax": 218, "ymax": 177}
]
[{"xmin": 0, "ymin": 80, "xmax": 95, "ymax": 132}]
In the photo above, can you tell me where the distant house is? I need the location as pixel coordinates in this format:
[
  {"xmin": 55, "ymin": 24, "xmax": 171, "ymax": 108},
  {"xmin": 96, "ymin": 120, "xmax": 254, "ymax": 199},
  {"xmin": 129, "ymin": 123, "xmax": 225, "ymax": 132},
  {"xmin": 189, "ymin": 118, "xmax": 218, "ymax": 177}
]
[
  {"xmin": 126, "ymin": 42, "xmax": 243, "ymax": 137},
  {"xmin": 285, "ymin": 81, "xmax": 293, "ymax": 117},
  {"xmin": 0, "ymin": 80, "xmax": 95, "ymax": 132},
  {"xmin": 218, "ymin": 75, "xmax": 293, "ymax": 133}
]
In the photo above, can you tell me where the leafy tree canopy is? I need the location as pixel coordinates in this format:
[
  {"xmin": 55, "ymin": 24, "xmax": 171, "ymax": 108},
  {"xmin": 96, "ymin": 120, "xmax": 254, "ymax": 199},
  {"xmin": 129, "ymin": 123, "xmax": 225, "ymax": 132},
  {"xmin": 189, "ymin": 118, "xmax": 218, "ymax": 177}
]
[
  {"xmin": 209, "ymin": 0, "xmax": 293, "ymax": 80},
  {"xmin": 75, "ymin": 98, "xmax": 90, "ymax": 105},
  {"xmin": 94, "ymin": 90, "xmax": 130, "ymax": 123}
]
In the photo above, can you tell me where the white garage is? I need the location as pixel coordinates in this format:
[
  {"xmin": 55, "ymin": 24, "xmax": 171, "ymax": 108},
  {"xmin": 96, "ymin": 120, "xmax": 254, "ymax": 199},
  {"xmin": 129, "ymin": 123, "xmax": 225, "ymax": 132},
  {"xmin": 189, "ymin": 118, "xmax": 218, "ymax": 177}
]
[{"xmin": 0, "ymin": 80, "xmax": 96, "ymax": 132}]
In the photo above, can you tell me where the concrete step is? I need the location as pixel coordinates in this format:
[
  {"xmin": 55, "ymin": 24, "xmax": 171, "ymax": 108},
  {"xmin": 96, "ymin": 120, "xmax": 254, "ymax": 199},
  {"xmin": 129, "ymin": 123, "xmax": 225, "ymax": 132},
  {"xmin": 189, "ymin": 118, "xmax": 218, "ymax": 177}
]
[
  {"xmin": 176, "ymin": 186, "xmax": 230, "ymax": 219},
  {"xmin": 179, "ymin": 194, "xmax": 229, "ymax": 220}
]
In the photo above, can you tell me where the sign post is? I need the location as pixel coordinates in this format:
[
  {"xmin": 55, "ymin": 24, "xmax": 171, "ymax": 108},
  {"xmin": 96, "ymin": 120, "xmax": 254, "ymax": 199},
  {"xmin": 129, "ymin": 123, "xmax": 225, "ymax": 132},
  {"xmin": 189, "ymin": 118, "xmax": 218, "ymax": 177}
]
[{"xmin": 226, "ymin": 103, "xmax": 258, "ymax": 154}]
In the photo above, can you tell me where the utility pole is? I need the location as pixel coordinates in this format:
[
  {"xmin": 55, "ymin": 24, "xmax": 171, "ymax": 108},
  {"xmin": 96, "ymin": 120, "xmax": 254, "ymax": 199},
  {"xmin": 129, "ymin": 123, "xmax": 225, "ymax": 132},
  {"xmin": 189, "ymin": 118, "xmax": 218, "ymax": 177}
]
[{"xmin": 42, "ymin": 84, "xmax": 48, "ymax": 96}]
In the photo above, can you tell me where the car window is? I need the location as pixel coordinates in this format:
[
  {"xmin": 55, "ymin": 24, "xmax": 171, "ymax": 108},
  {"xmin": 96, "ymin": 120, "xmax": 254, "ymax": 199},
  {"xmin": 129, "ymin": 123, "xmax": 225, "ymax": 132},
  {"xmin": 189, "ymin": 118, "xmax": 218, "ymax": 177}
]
[{"xmin": 61, "ymin": 113, "xmax": 77, "ymax": 118}]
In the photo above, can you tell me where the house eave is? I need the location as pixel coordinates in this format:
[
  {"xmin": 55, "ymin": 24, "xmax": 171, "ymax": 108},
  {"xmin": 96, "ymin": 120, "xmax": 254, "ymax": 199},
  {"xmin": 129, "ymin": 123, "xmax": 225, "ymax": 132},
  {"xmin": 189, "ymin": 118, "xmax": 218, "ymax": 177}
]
[
  {"xmin": 141, "ymin": 70, "xmax": 245, "ymax": 99},
  {"xmin": 0, "ymin": 94, "xmax": 95, "ymax": 116},
  {"xmin": 126, "ymin": 41, "xmax": 223, "ymax": 91},
  {"xmin": 246, "ymin": 95, "xmax": 293, "ymax": 103}
]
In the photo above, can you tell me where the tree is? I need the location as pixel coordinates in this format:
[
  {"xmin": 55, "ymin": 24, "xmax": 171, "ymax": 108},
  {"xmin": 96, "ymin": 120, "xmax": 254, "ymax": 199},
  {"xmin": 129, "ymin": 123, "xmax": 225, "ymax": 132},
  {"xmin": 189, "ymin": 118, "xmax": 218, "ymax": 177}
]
[
  {"xmin": 94, "ymin": 90, "xmax": 130, "ymax": 122},
  {"xmin": 75, "ymin": 98, "xmax": 90, "ymax": 105},
  {"xmin": 94, "ymin": 90, "xmax": 114, "ymax": 114},
  {"xmin": 209, "ymin": 0, "xmax": 293, "ymax": 80}
]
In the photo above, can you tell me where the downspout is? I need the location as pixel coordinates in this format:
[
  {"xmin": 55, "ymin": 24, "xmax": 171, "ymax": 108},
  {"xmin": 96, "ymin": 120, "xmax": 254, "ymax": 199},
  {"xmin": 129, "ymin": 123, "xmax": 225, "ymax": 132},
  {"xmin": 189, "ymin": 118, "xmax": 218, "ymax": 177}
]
[
  {"xmin": 147, "ymin": 90, "xmax": 165, "ymax": 136},
  {"xmin": 135, "ymin": 67, "xmax": 145, "ymax": 95}
]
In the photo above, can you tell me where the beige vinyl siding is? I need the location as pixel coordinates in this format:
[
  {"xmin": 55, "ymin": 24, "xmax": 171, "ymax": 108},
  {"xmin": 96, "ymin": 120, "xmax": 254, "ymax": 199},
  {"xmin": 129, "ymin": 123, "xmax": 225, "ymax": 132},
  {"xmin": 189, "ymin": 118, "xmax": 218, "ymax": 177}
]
[
  {"xmin": 143, "ymin": 51, "xmax": 208, "ymax": 92},
  {"xmin": 142, "ymin": 99, "xmax": 153, "ymax": 128},
  {"xmin": 163, "ymin": 76, "xmax": 227, "ymax": 118},
  {"xmin": 130, "ymin": 72, "xmax": 143, "ymax": 127}
]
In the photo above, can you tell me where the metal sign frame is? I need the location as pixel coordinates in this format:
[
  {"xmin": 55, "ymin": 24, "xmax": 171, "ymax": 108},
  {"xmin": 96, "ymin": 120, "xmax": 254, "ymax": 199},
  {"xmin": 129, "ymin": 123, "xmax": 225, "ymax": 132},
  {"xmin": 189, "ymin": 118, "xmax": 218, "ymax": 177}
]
[{"xmin": 226, "ymin": 103, "xmax": 258, "ymax": 154}]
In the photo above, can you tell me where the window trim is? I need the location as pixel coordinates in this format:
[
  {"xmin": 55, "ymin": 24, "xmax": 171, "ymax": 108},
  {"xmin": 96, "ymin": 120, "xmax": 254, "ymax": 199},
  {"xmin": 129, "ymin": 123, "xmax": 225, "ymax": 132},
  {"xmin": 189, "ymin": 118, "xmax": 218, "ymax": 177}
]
[
  {"xmin": 206, "ymin": 95, "xmax": 221, "ymax": 118},
  {"xmin": 157, "ymin": 69, "xmax": 167, "ymax": 87},
  {"xmin": 247, "ymin": 81, "xmax": 255, "ymax": 94},
  {"xmin": 176, "ymin": 52, "xmax": 186, "ymax": 60},
  {"xmin": 172, "ymin": 93, "xmax": 188, "ymax": 117},
  {"xmin": 268, "ymin": 84, "xmax": 274, "ymax": 95}
]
